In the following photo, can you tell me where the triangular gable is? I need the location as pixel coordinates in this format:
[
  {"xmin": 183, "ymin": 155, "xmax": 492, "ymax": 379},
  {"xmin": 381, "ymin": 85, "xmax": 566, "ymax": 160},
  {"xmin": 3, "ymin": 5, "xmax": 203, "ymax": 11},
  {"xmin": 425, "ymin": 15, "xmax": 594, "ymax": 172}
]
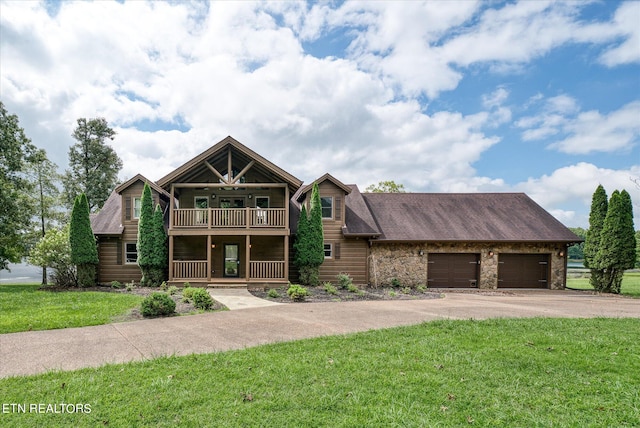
[
  {"xmin": 156, "ymin": 136, "xmax": 303, "ymax": 193},
  {"xmin": 296, "ymin": 173, "xmax": 352, "ymax": 202},
  {"xmin": 115, "ymin": 173, "xmax": 171, "ymax": 199}
]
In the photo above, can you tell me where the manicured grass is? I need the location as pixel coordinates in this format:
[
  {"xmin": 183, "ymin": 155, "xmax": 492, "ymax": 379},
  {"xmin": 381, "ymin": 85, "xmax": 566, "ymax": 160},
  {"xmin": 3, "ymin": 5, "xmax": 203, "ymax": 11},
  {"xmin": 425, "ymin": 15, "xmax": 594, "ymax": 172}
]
[
  {"xmin": 0, "ymin": 284, "xmax": 143, "ymax": 334},
  {"xmin": 567, "ymin": 271, "xmax": 640, "ymax": 297},
  {"xmin": 1, "ymin": 318, "xmax": 638, "ymax": 427}
]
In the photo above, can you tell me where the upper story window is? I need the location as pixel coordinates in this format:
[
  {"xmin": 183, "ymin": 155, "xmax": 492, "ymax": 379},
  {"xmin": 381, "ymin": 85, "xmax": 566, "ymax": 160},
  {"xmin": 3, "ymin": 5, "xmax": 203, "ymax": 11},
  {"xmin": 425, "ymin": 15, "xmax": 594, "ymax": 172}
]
[
  {"xmin": 255, "ymin": 196, "xmax": 269, "ymax": 209},
  {"xmin": 321, "ymin": 196, "xmax": 333, "ymax": 219},
  {"xmin": 133, "ymin": 197, "xmax": 142, "ymax": 219}
]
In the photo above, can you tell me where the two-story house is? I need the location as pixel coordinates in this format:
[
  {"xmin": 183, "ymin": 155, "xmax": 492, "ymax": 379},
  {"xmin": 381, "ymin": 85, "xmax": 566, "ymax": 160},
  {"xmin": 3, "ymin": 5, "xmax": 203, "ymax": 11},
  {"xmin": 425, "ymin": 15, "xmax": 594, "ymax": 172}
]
[{"xmin": 91, "ymin": 136, "xmax": 580, "ymax": 290}]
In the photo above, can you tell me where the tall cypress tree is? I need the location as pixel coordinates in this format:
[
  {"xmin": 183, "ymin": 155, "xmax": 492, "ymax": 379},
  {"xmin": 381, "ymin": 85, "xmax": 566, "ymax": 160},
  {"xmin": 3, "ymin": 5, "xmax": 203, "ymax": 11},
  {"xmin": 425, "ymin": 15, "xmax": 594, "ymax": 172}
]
[
  {"xmin": 308, "ymin": 182, "xmax": 325, "ymax": 269},
  {"xmin": 137, "ymin": 183, "xmax": 155, "ymax": 285},
  {"xmin": 594, "ymin": 189, "xmax": 636, "ymax": 293},
  {"xmin": 584, "ymin": 185, "xmax": 608, "ymax": 290},
  {"xmin": 294, "ymin": 204, "xmax": 311, "ymax": 278},
  {"xmin": 69, "ymin": 193, "xmax": 98, "ymax": 287},
  {"xmin": 149, "ymin": 203, "xmax": 168, "ymax": 284}
]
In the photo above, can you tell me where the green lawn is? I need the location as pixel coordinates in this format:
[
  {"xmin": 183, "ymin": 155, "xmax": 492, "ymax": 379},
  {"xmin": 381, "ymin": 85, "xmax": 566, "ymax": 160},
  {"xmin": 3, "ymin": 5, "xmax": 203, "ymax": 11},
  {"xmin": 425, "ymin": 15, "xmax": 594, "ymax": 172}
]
[
  {"xmin": 0, "ymin": 284, "xmax": 143, "ymax": 334},
  {"xmin": 1, "ymin": 318, "xmax": 638, "ymax": 427},
  {"xmin": 567, "ymin": 271, "xmax": 640, "ymax": 297}
]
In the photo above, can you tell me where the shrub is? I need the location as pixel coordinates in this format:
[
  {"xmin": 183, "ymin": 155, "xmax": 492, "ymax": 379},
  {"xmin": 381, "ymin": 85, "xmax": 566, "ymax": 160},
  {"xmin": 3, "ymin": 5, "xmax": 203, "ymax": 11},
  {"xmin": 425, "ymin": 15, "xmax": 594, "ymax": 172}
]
[
  {"xmin": 182, "ymin": 286, "xmax": 196, "ymax": 302},
  {"xmin": 160, "ymin": 281, "xmax": 168, "ymax": 291},
  {"xmin": 167, "ymin": 285, "xmax": 179, "ymax": 295},
  {"xmin": 337, "ymin": 273, "xmax": 353, "ymax": 289},
  {"xmin": 141, "ymin": 292, "xmax": 176, "ymax": 317},
  {"xmin": 416, "ymin": 284, "xmax": 427, "ymax": 293},
  {"xmin": 346, "ymin": 283, "xmax": 360, "ymax": 293},
  {"xmin": 267, "ymin": 288, "xmax": 280, "ymax": 299},
  {"xmin": 287, "ymin": 284, "xmax": 309, "ymax": 301},
  {"xmin": 190, "ymin": 288, "xmax": 214, "ymax": 310},
  {"xmin": 401, "ymin": 286, "xmax": 412, "ymax": 294},
  {"xmin": 111, "ymin": 281, "xmax": 123, "ymax": 289},
  {"xmin": 390, "ymin": 278, "xmax": 401, "ymax": 288},
  {"xmin": 323, "ymin": 282, "xmax": 338, "ymax": 295}
]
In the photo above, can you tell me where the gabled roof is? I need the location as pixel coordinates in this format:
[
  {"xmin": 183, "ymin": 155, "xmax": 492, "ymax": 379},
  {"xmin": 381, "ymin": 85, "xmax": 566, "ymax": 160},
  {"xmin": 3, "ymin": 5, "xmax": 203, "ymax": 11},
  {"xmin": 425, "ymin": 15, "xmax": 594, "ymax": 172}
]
[
  {"xmin": 296, "ymin": 173, "xmax": 352, "ymax": 202},
  {"xmin": 156, "ymin": 136, "xmax": 303, "ymax": 193},
  {"xmin": 362, "ymin": 192, "xmax": 580, "ymax": 243},
  {"xmin": 343, "ymin": 185, "xmax": 380, "ymax": 237},
  {"xmin": 115, "ymin": 174, "xmax": 171, "ymax": 199},
  {"xmin": 90, "ymin": 190, "xmax": 124, "ymax": 235}
]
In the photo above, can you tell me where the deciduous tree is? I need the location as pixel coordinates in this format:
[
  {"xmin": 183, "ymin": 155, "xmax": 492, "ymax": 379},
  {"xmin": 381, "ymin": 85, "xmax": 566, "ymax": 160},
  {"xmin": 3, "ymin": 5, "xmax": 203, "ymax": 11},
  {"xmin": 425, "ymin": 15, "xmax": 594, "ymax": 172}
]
[
  {"xmin": 0, "ymin": 101, "xmax": 36, "ymax": 270},
  {"xmin": 365, "ymin": 180, "xmax": 406, "ymax": 193},
  {"xmin": 63, "ymin": 117, "xmax": 122, "ymax": 211}
]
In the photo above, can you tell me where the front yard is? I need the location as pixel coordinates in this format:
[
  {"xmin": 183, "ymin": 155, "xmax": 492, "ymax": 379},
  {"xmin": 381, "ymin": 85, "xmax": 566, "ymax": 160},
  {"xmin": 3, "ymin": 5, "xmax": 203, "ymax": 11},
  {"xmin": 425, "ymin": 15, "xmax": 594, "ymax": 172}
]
[
  {"xmin": 566, "ymin": 271, "xmax": 640, "ymax": 297},
  {"xmin": 1, "ymin": 318, "xmax": 638, "ymax": 427},
  {"xmin": 0, "ymin": 284, "xmax": 224, "ymax": 334}
]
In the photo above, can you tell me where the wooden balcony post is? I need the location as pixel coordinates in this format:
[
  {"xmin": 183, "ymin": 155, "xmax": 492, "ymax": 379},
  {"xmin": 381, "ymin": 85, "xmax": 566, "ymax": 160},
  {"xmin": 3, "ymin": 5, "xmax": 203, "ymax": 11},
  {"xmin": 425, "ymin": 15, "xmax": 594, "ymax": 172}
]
[
  {"xmin": 207, "ymin": 235, "xmax": 212, "ymax": 282},
  {"xmin": 168, "ymin": 235, "xmax": 174, "ymax": 281},
  {"xmin": 245, "ymin": 235, "xmax": 251, "ymax": 281},
  {"xmin": 169, "ymin": 184, "xmax": 175, "ymax": 229}
]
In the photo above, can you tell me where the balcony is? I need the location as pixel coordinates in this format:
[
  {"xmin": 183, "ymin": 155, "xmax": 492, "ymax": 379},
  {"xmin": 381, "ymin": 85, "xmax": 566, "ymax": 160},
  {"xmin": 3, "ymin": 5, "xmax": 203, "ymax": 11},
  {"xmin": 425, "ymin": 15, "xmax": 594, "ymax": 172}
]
[{"xmin": 172, "ymin": 208, "xmax": 287, "ymax": 229}]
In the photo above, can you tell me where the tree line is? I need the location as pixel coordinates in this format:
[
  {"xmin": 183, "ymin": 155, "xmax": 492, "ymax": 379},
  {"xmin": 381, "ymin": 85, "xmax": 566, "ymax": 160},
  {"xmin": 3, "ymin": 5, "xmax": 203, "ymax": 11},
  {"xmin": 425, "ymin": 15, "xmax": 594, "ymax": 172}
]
[{"xmin": 1, "ymin": 101, "xmax": 123, "ymax": 284}]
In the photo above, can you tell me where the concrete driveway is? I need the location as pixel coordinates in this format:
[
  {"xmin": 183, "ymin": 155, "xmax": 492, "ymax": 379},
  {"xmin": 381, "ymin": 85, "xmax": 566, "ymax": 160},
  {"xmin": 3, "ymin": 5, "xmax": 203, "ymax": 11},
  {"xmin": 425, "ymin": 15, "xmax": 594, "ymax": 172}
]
[{"xmin": 1, "ymin": 290, "xmax": 638, "ymax": 378}]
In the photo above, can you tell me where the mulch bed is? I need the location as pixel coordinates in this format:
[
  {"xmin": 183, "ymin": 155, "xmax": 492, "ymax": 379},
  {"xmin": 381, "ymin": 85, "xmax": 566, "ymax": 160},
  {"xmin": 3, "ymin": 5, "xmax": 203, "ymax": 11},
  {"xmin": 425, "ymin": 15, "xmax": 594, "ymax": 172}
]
[{"xmin": 249, "ymin": 285, "xmax": 444, "ymax": 303}]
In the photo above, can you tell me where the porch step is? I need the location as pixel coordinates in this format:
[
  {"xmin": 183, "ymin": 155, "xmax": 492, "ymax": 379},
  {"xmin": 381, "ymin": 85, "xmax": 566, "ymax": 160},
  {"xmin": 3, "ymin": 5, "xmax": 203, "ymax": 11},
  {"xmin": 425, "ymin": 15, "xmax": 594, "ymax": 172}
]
[{"xmin": 207, "ymin": 283, "xmax": 248, "ymax": 289}]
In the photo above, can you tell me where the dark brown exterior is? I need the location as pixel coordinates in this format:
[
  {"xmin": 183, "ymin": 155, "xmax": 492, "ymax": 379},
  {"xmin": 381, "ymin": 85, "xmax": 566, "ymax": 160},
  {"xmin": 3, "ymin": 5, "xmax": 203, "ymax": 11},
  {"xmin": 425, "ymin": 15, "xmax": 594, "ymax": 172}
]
[{"xmin": 91, "ymin": 137, "xmax": 580, "ymax": 290}]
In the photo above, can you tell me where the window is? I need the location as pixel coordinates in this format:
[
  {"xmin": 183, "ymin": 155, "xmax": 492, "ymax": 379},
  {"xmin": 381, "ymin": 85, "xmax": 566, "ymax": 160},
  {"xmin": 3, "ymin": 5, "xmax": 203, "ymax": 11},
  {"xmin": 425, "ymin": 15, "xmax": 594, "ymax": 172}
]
[
  {"xmin": 125, "ymin": 242, "xmax": 138, "ymax": 264},
  {"xmin": 194, "ymin": 196, "xmax": 209, "ymax": 225},
  {"xmin": 255, "ymin": 196, "xmax": 269, "ymax": 209},
  {"xmin": 133, "ymin": 197, "xmax": 142, "ymax": 219},
  {"xmin": 324, "ymin": 243, "xmax": 332, "ymax": 259},
  {"xmin": 321, "ymin": 197, "xmax": 333, "ymax": 219}
]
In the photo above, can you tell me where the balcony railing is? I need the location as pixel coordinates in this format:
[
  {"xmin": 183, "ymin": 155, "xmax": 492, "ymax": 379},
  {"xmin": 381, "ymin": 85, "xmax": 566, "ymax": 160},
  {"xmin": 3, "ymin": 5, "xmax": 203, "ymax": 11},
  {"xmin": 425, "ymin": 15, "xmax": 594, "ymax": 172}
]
[
  {"xmin": 172, "ymin": 208, "xmax": 286, "ymax": 229},
  {"xmin": 171, "ymin": 260, "xmax": 286, "ymax": 281},
  {"xmin": 250, "ymin": 261, "xmax": 286, "ymax": 279},
  {"xmin": 173, "ymin": 260, "xmax": 208, "ymax": 280}
]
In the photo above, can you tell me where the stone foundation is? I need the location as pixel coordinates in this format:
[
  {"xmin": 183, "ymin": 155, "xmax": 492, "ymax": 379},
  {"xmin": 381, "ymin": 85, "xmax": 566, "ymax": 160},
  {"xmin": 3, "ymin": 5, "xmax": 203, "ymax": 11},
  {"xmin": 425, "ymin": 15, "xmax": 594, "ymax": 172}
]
[{"xmin": 369, "ymin": 242, "xmax": 567, "ymax": 289}]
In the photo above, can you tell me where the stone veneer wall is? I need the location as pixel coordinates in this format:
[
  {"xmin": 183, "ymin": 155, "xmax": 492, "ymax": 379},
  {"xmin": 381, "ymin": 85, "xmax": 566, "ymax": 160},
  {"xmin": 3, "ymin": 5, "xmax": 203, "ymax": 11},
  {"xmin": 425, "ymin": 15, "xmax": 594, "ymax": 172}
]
[{"xmin": 368, "ymin": 242, "xmax": 567, "ymax": 290}]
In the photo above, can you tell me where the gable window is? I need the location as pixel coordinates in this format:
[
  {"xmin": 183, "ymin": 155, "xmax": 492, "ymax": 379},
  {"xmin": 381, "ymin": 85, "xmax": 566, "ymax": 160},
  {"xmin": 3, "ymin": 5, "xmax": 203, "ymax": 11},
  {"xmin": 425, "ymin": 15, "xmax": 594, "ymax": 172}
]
[
  {"xmin": 321, "ymin": 197, "xmax": 333, "ymax": 219},
  {"xmin": 133, "ymin": 197, "xmax": 142, "ymax": 219},
  {"xmin": 324, "ymin": 243, "xmax": 332, "ymax": 259},
  {"xmin": 125, "ymin": 242, "xmax": 138, "ymax": 264}
]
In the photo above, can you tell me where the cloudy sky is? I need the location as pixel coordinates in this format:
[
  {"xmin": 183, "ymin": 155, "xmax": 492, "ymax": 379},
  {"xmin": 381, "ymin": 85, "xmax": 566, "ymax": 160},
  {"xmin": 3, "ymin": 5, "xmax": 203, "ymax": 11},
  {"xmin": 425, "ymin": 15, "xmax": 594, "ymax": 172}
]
[{"xmin": 1, "ymin": 0, "xmax": 639, "ymax": 228}]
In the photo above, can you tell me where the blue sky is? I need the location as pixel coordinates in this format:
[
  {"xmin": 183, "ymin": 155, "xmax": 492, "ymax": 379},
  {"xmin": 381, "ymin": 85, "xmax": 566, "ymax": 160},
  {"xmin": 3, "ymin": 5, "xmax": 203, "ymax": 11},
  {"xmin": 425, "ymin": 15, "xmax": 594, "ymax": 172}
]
[{"xmin": 1, "ymin": 0, "xmax": 638, "ymax": 228}]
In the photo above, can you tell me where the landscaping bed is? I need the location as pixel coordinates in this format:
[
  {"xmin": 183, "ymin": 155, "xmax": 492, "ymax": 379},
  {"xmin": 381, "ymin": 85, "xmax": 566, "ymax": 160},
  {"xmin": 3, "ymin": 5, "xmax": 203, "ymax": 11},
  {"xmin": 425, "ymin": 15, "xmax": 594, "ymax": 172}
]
[{"xmin": 250, "ymin": 284, "xmax": 443, "ymax": 303}]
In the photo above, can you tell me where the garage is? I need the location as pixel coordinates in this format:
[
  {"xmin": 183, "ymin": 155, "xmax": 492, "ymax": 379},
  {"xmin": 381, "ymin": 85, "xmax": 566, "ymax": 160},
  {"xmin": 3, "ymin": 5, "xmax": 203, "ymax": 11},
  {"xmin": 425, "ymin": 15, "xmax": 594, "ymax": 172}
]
[
  {"xmin": 428, "ymin": 253, "xmax": 479, "ymax": 288},
  {"xmin": 498, "ymin": 254, "xmax": 549, "ymax": 288}
]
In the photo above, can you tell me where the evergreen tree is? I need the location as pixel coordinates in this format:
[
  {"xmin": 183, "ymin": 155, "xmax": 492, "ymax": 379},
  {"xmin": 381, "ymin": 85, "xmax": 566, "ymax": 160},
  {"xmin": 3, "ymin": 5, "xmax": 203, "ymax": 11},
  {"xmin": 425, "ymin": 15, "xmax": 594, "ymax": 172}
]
[
  {"xmin": 584, "ymin": 185, "xmax": 608, "ymax": 289},
  {"xmin": 69, "ymin": 193, "xmax": 98, "ymax": 287},
  {"xmin": 308, "ymin": 182, "xmax": 325, "ymax": 268},
  {"xmin": 594, "ymin": 190, "xmax": 636, "ymax": 293},
  {"xmin": 294, "ymin": 204, "xmax": 311, "ymax": 274},
  {"xmin": 294, "ymin": 183, "xmax": 325, "ymax": 286},
  {"xmin": 63, "ymin": 117, "xmax": 123, "ymax": 211},
  {"xmin": 137, "ymin": 183, "xmax": 167, "ymax": 286}
]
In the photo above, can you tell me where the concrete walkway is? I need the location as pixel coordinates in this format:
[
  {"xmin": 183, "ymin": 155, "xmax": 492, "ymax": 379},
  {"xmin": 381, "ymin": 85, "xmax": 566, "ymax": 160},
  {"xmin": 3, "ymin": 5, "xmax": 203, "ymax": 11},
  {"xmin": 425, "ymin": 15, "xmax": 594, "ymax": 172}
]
[
  {"xmin": 1, "ymin": 290, "xmax": 639, "ymax": 378},
  {"xmin": 208, "ymin": 288, "xmax": 282, "ymax": 310}
]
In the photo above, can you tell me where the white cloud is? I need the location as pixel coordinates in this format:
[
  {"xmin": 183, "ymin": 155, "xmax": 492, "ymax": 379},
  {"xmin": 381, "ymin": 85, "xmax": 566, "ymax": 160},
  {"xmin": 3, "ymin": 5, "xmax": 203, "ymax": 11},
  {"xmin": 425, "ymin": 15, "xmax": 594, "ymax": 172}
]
[
  {"xmin": 515, "ymin": 162, "xmax": 640, "ymax": 227},
  {"xmin": 549, "ymin": 101, "xmax": 640, "ymax": 154},
  {"xmin": 598, "ymin": 1, "xmax": 640, "ymax": 66}
]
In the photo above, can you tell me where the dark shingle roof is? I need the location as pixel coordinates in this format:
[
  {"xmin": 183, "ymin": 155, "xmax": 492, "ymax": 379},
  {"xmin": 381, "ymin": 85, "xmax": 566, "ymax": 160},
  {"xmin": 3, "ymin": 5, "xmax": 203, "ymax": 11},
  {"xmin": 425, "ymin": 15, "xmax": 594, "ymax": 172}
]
[
  {"xmin": 362, "ymin": 193, "xmax": 580, "ymax": 242},
  {"xmin": 90, "ymin": 191, "xmax": 123, "ymax": 235},
  {"xmin": 343, "ymin": 185, "xmax": 380, "ymax": 237}
]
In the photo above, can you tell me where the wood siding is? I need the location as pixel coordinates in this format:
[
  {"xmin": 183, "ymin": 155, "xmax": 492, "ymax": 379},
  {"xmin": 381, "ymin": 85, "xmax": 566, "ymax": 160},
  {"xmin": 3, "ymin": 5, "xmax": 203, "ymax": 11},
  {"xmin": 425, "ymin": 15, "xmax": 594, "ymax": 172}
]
[
  {"xmin": 295, "ymin": 181, "xmax": 368, "ymax": 285},
  {"xmin": 96, "ymin": 238, "xmax": 142, "ymax": 284},
  {"xmin": 96, "ymin": 181, "xmax": 167, "ymax": 284}
]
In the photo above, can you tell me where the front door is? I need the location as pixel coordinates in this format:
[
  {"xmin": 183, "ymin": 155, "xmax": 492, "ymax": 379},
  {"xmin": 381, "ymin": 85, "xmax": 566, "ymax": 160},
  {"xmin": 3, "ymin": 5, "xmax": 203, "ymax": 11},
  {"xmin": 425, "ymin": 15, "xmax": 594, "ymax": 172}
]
[{"xmin": 224, "ymin": 244, "xmax": 240, "ymax": 277}]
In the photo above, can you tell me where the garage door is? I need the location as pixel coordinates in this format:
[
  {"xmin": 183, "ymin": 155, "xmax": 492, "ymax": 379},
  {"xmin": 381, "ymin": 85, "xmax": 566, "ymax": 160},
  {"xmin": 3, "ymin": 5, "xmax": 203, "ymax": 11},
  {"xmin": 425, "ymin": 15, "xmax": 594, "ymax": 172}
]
[
  {"xmin": 498, "ymin": 254, "xmax": 549, "ymax": 288},
  {"xmin": 428, "ymin": 253, "xmax": 479, "ymax": 288}
]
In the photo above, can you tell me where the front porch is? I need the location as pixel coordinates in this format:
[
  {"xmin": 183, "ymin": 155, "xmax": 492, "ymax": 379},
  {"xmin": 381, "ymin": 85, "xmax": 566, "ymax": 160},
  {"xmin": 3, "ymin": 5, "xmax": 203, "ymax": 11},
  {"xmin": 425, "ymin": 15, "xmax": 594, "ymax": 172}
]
[{"xmin": 168, "ymin": 234, "xmax": 289, "ymax": 285}]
